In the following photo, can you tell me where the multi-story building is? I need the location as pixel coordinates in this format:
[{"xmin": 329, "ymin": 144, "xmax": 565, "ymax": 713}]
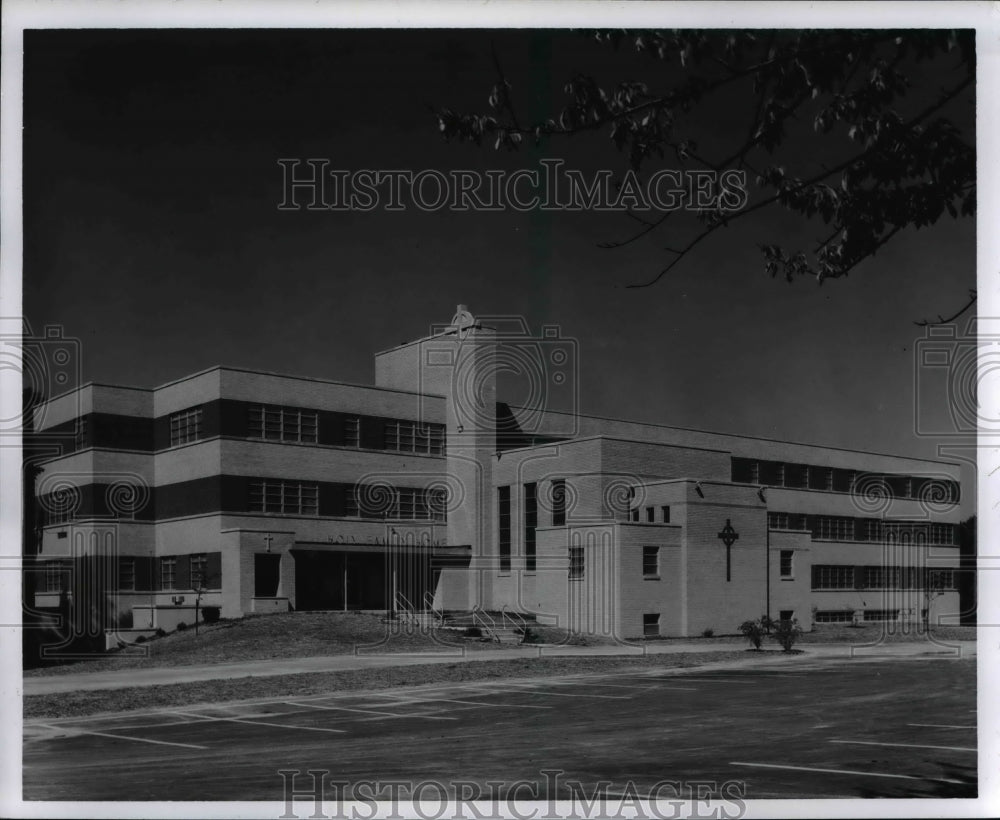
[{"xmin": 28, "ymin": 306, "xmax": 964, "ymax": 640}]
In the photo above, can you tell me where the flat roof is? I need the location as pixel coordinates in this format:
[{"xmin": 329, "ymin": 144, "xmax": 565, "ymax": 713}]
[{"xmin": 38, "ymin": 364, "xmax": 448, "ymax": 405}]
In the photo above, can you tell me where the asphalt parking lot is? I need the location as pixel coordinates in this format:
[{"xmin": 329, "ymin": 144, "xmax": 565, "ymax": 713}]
[{"xmin": 23, "ymin": 655, "xmax": 975, "ymax": 802}]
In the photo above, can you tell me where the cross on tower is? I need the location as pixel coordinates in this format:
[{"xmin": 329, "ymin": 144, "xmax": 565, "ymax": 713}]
[{"xmin": 717, "ymin": 519, "xmax": 739, "ymax": 582}]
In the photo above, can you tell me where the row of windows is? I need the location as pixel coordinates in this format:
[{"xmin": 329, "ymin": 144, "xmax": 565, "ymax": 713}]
[
  {"xmin": 42, "ymin": 479, "xmax": 449, "ymax": 524},
  {"xmin": 732, "ymin": 457, "xmax": 959, "ymax": 503},
  {"xmin": 811, "ymin": 564, "xmax": 959, "ymax": 590},
  {"xmin": 629, "ymin": 505, "xmax": 671, "ymax": 524},
  {"xmin": 248, "ymin": 406, "xmax": 319, "ymax": 443},
  {"xmin": 166, "ymin": 405, "xmax": 444, "ymax": 453},
  {"xmin": 249, "ymin": 480, "xmax": 320, "ymax": 515},
  {"xmin": 814, "ymin": 609, "xmax": 916, "ymax": 623},
  {"xmin": 40, "ymin": 554, "xmax": 215, "ymax": 592},
  {"xmin": 343, "ymin": 486, "xmax": 447, "ymax": 521},
  {"xmin": 768, "ymin": 512, "xmax": 959, "ymax": 546},
  {"xmin": 384, "ymin": 421, "xmax": 445, "ymax": 455}
]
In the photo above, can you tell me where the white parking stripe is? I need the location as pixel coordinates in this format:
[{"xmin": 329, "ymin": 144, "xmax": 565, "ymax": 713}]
[
  {"xmin": 33, "ymin": 723, "xmax": 208, "ymax": 750},
  {"xmin": 286, "ymin": 701, "xmax": 456, "ymax": 720},
  {"xmin": 211, "ymin": 716, "xmax": 348, "ymax": 733},
  {"xmin": 907, "ymin": 723, "xmax": 975, "ymax": 730},
  {"xmin": 485, "ymin": 682, "xmax": 630, "ymax": 699},
  {"xmin": 830, "ymin": 739, "xmax": 975, "ymax": 753},
  {"xmin": 730, "ymin": 762, "xmax": 964, "ymax": 785},
  {"xmin": 377, "ymin": 696, "xmax": 552, "ymax": 710}
]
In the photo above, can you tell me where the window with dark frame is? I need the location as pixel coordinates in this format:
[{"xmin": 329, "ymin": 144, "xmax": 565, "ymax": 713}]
[
  {"xmin": 249, "ymin": 479, "xmax": 319, "ymax": 515},
  {"xmin": 811, "ymin": 564, "xmax": 855, "ymax": 590},
  {"xmin": 645, "ymin": 507, "xmax": 655, "ymax": 523},
  {"xmin": 524, "ymin": 482, "xmax": 537, "ymax": 572},
  {"xmin": 160, "ymin": 557, "xmax": 177, "ymax": 590},
  {"xmin": 248, "ymin": 406, "xmax": 318, "ymax": 444},
  {"xmin": 779, "ymin": 550, "xmax": 793, "ymax": 578},
  {"xmin": 383, "ymin": 420, "xmax": 446, "ymax": 454},
  {"xmin": 568, "ymin": 545, "xmax": 584, "ymax": 580},
  {"xmin": 643, "ymin": 613, "xmax": 660, "ymax": 638},
  {"xmin": 661, "ymin": 506, "xmax": 670, "ymax": 523},
  {"xmin": 551, "ymin": 479, "xmax": 566, "ymax": 527},
  {"xmin": 344, "ymin": 417, "xmax": 360, "ymax": 448},
  {"xmin": 44, "ymin": 563, "xmax": 63, "ymax": 593},
  {"xmin": 190, "ymin": 554, "xmax": 208, "ymax": 589},
  {"xmin": 118, "ymin": 558, "xmax": 135, "ymax": 591},
  {"xmin": 498, "ymin": 486, "xmax": 511, "ymax": 573},
  {"xmin": 169, "ymin": 407, "xmax": 203, "ymax": 446},
  {"xmin": 642, "ymin": 546, "xmax": 659, "ymax": 578}
]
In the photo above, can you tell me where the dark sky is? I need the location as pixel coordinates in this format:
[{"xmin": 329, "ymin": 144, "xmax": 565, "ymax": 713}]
[{"xmin": 23, "ymin": 29, "xmax": 977, "ymax": 509}]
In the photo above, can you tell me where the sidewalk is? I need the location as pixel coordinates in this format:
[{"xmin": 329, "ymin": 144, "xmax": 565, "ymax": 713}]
[{"xmin": 23, "ymin": 637, "xmax": 975, "ymax": 697}]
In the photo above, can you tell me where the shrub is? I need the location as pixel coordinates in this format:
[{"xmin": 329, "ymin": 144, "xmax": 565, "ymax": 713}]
[
  {"xmin": 134, "ymin": 635, "xmax": 146, "ymax": 644},
  {"xmin": 154, "ymin": 627, "xmax": 166, "ymax": 638},
  {"xmin": 201, "ymin": 606, "xmax": 221, "ymax": 623},
  {"xmin": 773, "ymin": 618, "xmax": 803, "ymax": 652},
  {"xmin": 176, "ymin": 621, "xmax": 187, "ymax": 631},
  {"xmin": 738, "ymin": 615, "xmax": 774, "ymax": 650},
  {"xmin": 702, "ymin": 628, "xmax": 715, "ymax": 638},
  {"xmin": 463, "ymin": 626, "xmax": 482, "ymax": 638}
]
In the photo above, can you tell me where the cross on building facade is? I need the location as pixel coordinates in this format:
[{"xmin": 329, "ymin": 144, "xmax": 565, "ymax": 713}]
[{"xmin": 717, "ymin": 519, "xmax": 739, "ymax": 582}]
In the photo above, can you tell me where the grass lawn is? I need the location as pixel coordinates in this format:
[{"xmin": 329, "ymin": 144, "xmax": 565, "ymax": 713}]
[
  {"xmin": 24, "ymin": 612, "xmax": 975, "ymax": 678},
  {"xmin": 25, "ymin": 649, "xmax": 776, "ymax": 719}
]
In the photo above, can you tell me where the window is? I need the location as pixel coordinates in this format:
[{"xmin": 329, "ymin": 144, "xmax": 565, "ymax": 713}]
[
  {"xmin": 784, "ymin": 463, "xmax": 808, "ymax": 489},
  {"xmin": 524, "ymin": 482, "xmax": 537, "ymax": 572},
  {"xmin": 814, "ymin": 610, "xmax": 854, "ymax": 624},
  {"xmin": 769, "ymin": 512, "xmax": 807, "ymax": 531},
  {"xmin": 661, "ymin": 506, "xmax": 671, "ymax": 524},
  {"xmin": 812, "ymin": 565, "xmax": 855, "ymax": 590},
  {"xmin": 384, "ymin": 420, "xmax": 446, "ymax": 454},
  {"xmin": 730, "ymin": 458, "xmax": 959, "ymax": 504},
  {"xmin": 629, "ymin": 508, "xmax": 640, "ymax": 523},
  {"xmin": 160, "ymin": 557, "xmax": 177, "ymax": 590},
  {"xmin": 249, "ymin": 406, "xmax": 318, "ymax": 443},
  {"xmin": 864, "ymin": 566, "xmax": 902, "ymax": 589},
  {"xmin": 249, "ymin": 480, "xmax": 319, "ymax": 515},
  {"xmin": 809, "ymin": 467, "xmax": 834, "ymax": 491},
  {"xmin": 643, "ymin": 546, "xmax": 659, "ymax": 578},
  {"xmin": 169, "ymin": 407, "xmax": 202, "ymax": 446},
  {"xmin": 498, "ymin": 486, "xmax": 511, "ymax": 573},
  {"xmin": 864, "ymin": 609, "xmax": 899, "ymax": 622},
  {"xmin": 427, "ymin": 488, "xmax": 447, "ymax": 523},
  {"xmin": 779, "ymin": 550, "xmax": 793, "ymax": 578},
  {"xmin": 43, "ymin": 563, "xmax": 63, "ymax": 593},
  {"xmin": 568, "ymin": 546, "xmax": 584, "ymax": 580},
  {"xmin": 344, "ymin": 486, "xmax": 359, "ymax": 518},
  {"xmin": 190, "ymin": 554, "xmax": 207, "ymax": 589},
  {"xmin": 928, "ymin": 569, "xmax": 957, "ymax": 590},
  {"xmin": 643, "ymin": 613, "xmax": 660, "ymax": 638},
  {"xmin": 551, "ymin": 480, "xmax": 566, "ymax": 527},
  {"xmin": 118, "ymin": 559, "xmax": 135, "ymax": 591},
  {"xmin": 344, "ymin": 417, "xmax": 360, "ymax": 448},
  {"xmin": 730, "ymin": 457, "xmax": 756, "ymax": 484},
  {"xmin": 74, "ymin": 417, "xmax": 88, "ymax": 450},
  {"xmin": 779, "ymin": 610, "xmax": 794, "ymax": 621},
  {"xmin": 645, "ymin": 507, "xmax": 655, "ymax": 523}
]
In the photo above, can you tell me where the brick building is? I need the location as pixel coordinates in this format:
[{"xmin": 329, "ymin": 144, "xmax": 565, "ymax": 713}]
[{"xmin": 28, "ymin": 306, "xmax": 964, "ymax": 640}]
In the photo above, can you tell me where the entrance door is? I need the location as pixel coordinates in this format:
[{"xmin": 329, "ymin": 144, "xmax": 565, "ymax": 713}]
[{"xmin": 254, "ymin": 553, "xmax": 281, "ymax": 597}]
